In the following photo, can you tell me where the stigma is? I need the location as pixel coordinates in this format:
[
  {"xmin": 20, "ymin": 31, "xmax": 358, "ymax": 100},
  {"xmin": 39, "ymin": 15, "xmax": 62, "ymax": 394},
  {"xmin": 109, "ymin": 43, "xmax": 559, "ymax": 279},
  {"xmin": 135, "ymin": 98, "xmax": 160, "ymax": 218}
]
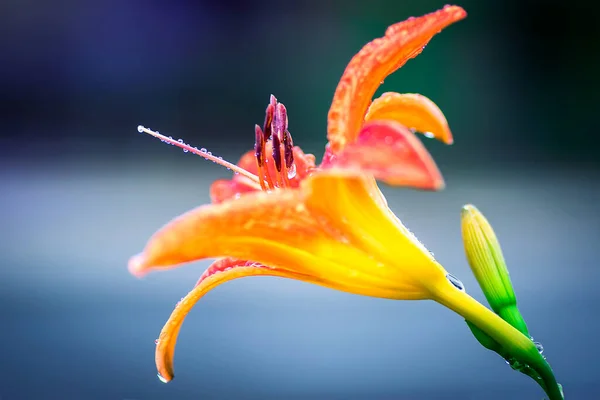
[{"xmin": 136, "ymin": 95, "xmax": 297, "ymax": 192}]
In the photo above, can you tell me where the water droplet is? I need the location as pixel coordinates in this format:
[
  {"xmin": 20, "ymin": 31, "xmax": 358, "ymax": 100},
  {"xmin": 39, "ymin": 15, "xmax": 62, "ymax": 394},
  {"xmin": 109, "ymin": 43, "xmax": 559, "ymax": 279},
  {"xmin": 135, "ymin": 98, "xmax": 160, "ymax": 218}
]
[
  {"xmin": 287, "ymin": 163, "xmax": 297, "ymax": 179},
  {"xmin": 157, "ymin": 373, "xmax": 169, "ymax": 383},
  {"xmin": 207, "ymin": 151, "xmax": 212, "ymax": 156},
  {"xmin": 137, "ymin": 125, "xmax": 145, "ymax": 133},
  {"xmin": 183, "ymin": 148, "xmax": 189, "ymax": 153},
  {"xmin": 154, "ymin": 339, "xmax": 159, "ymax": 345},
  {"xmin": 200, "ymin": 148, "xmax": 207, "ymax": 153},
  {"xmin": 446, "ymin": 273, "xmax": 465, "ymax": 291},
  {"xmin": 533, "ymin": 340, "xmax": 544, "ymax": 354},
  {"xmin": 424, "ymin": 132, "xmax": 435, "ymax": 139},
  {"xmin": 177, "ymin": 139, "xmax": 184, "ymax": 143}
]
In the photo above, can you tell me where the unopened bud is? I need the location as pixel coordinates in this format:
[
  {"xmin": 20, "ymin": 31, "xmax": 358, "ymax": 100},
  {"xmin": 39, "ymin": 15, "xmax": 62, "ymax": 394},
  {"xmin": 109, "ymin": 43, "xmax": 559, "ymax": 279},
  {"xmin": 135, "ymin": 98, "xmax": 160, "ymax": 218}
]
[{"xmin": 461, "ymin": 204, "xmax": 529, "ymax": 336}]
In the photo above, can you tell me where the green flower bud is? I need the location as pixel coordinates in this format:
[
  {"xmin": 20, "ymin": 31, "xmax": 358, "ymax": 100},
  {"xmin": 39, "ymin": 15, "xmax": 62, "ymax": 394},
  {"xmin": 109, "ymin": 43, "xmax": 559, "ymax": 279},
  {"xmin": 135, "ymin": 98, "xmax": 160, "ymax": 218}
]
[{"xmin": 461, "ymin": 204, "xmax": 529, "ymax": 336}]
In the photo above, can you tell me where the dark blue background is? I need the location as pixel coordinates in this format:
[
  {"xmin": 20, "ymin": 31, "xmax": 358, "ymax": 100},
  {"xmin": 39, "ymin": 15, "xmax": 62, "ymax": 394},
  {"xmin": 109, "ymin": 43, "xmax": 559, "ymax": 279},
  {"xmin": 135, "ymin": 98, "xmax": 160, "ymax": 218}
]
[{"xmin": 1, "ymin": 0, "xmax": 598, "ymax": 398}]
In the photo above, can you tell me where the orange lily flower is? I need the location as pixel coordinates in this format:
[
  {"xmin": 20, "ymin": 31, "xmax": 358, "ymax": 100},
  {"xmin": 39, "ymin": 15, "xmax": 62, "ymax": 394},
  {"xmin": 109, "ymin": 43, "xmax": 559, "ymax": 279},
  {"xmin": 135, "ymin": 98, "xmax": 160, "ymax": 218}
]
[{"xmin": 130, "ymin": 5, "xmax": 469, "ymax": 383}]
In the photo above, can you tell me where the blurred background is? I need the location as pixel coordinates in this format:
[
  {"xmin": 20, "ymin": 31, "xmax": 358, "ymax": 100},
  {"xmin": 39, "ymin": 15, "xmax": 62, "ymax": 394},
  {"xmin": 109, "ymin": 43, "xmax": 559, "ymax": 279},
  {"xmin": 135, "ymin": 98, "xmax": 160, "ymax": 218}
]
[{"xmin": 1, "ymin": 0, "xmax": 599, "ymax": 398}]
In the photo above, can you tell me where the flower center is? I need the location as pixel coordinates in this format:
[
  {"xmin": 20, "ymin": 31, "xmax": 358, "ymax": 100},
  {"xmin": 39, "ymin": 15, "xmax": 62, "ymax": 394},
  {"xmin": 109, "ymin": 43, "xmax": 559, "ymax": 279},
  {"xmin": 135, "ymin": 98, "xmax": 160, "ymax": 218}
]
[
  {"xmin": 136, "ymin": 95, "xmax": 296, "ymax": 192},
  {"xmin": 254, "ymin": 94, "xmax": 296, "ymax": 190}
]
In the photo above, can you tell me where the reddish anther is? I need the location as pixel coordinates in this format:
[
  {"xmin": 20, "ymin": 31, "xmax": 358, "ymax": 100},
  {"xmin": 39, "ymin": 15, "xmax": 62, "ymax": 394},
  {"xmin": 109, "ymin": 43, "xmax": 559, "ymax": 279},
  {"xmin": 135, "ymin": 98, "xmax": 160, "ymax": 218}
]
[{"xmin": 283, "ymin": 130, "xmax": 294, "ymax": 169}]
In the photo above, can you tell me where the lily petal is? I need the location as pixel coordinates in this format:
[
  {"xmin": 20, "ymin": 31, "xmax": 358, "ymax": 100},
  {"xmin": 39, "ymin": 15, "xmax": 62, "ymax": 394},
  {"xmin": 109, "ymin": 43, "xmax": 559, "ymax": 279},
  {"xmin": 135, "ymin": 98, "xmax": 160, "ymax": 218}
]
[
  {"xmin": 365, "ymin": 92, "xmax": 453, "ymax": 144},
  {"xmin": 322, "ymin": 120, "xmax": 444, "ymax": 190},
  {"xmin": 327, "ymin": 5, "xmax": 466, "ymax": 153},
  {"xmin": 128, "ymin": 170, "xmax": 444, "ymax": 293},
  {"xmin": 156, "ymin": 255, "xmax": 425, "ymax": 382},
  {"xmin": 155, "ymin": 257, "xmax": 307, "ymax": 382}
]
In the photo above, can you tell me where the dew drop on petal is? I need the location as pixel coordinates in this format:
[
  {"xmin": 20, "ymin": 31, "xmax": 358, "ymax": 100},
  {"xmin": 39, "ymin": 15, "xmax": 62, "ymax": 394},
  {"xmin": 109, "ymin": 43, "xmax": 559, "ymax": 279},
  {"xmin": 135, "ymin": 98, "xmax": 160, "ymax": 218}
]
[
  {"xmin": 424, "ymin": 132, "xmax": 435, "ymax": 139},
  {"xmin": 154, "ymin": 339, "xmax": 159, "ymax": 345},
  {"xmin": 157, "ymin": 373, "xmax": 169, "ymax": 383},
  {"xmin": 446, "ymin": 273, "xmax": 465, "ymax": 292}
]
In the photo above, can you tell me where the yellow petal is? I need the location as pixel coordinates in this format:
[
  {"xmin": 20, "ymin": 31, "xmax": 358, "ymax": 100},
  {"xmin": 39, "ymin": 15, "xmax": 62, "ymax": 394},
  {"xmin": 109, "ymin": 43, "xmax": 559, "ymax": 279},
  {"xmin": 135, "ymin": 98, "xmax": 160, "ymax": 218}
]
[
  {"xmin": 365, "ymin": 92, "xmax": 453, "ymax": 144},
  {"xmin": 129, "ymin": 170, "xmax": 433, "ymax": 294},
  {"xmin": 155, "ymin": 257, "xmax": 423, "ymax": 382}
]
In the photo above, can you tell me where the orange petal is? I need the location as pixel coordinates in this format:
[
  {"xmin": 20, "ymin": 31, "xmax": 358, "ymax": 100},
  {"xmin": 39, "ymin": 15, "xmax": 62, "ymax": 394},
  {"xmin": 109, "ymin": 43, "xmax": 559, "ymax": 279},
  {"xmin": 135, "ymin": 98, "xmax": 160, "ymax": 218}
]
[
  {"xmin": 156, "ymin": 256, "xmax": 417, "ymax": 382},
  {"xmin": 128, "ymin": 181, "xmax": 412, "ymax": 291},
  {"xmin": 323, "ymin": 120, "xmax": 444, "ymax": 190},
  {"xmin": 365, "ymin": 92, "xmax": 453, "ymax": 144},
  {"xmin": 155, "ymin": 258, "xmax": 307, "ymax": 382},
  {"xmin": 327, "ymin": 5, "xmax": 466, "ymax": 153}
]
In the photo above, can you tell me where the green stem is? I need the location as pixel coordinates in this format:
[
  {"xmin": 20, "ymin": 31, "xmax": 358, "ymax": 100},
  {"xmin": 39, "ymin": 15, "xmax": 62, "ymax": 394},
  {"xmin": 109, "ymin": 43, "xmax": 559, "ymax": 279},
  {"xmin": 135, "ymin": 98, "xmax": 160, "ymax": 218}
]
[{"xmin": 431, "ymin": 282, "xmax": 563, "ymax": 400}]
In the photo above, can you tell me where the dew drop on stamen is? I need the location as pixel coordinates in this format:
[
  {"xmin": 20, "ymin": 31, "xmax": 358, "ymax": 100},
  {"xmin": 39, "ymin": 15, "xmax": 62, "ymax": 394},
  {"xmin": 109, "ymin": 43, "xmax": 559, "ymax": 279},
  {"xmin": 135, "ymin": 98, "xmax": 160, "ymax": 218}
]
[
  {"xmin": 200, "ymin": 148, "xmax": 207, "ymax": 153},
  {"xmin": 287, "ymin": 163, "xmax": 297, "ymax": 179},
  {"xmin": 137, "ymin": 125, "xmax": 145, "ymax": 133}
]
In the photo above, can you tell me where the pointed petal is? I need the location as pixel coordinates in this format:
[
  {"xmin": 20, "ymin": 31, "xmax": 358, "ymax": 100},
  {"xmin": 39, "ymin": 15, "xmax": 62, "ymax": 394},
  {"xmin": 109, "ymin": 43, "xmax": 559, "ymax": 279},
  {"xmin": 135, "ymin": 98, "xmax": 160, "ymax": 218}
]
[
  {"xmin": 323, "ymin": 120, "xmax": 444, "ymax": 190},
  {"xmin": 156, "ymin": 256, "xmax": 419, "ymax": 382},
  {"xmin": 128, "ymin": 171, "xmax": 433, "ymax": 294},
  {"xmin": 327, "ymin": 5, "xmax": 466, "ymax": 153},
  {"xmin": 365, "ymin": 92, "xmax": 453, "ymax": 144}
]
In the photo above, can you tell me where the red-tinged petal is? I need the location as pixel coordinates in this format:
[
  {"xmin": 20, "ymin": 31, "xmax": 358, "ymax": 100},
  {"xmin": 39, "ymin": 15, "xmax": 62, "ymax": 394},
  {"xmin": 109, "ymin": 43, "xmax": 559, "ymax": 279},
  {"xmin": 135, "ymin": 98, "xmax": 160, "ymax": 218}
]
[
  {"xmin": 235, "ymin": 150, "xmax": 260, "ymax": 175},
  {"xmin": 325, "ymin": 120, "xmax": 444, "ymax": 190},
  {"xmin": 327, "ymin": 5, "xmax": 466, "ymax": 153},
  {"xmin": 365, "ymin": 92, "xmax": 453, "ymax": 144},
  {"xmin": 209, "ymin": 178, "xmax": 257, "ymax": 204}
]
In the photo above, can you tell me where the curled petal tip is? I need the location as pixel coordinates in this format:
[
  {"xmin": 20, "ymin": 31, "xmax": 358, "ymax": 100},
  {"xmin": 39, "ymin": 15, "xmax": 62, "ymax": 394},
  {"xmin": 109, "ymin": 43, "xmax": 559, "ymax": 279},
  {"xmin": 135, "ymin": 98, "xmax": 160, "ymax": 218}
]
[
  {"xmin": 365, "ymin": 92, "xmax": 454, "ymax": 145},
  {"xmin": 128, "ymin": 253, "xmax": 148, "ymax": 278}
]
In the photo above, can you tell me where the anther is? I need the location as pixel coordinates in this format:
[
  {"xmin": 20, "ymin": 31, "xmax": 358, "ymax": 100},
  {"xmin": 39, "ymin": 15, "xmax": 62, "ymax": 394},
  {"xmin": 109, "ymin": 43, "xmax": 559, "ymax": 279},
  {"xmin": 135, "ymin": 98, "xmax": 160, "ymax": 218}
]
[
  {"xmin": 254, "ymin": 124, "xmax": 269, "ymax": 190},
  {"xmin": 272, "ymin": 132, "xmax": 283, "ymax": 173},
  {"xmin": 273, "ymin": 103, "xmax": 287, "ymax": 140},
  {"xmin": 263, "ymin": 103, "xmax": 275, "ymax": 141},
  {"xmin": 254, "ymin": 125, "xmax": 266, "ymax": 167},
  {"xmin": 283, "ymin": 130, "xmax": 294, "ymax": 169}
]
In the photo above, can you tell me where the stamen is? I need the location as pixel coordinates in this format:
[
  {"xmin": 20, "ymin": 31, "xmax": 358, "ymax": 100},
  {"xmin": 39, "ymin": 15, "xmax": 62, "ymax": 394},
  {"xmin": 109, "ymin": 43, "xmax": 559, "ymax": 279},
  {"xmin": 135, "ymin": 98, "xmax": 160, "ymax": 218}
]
[
  {"xmin": 137, "ymin": 125, "xmax": 261, "ymax": 186},
  {"xmin": 271, "ymin": 132, "xmax": 284, "ymax": 186},
  {"xmin": 263, "ymin": 103, "xmax": 275, "ymax": 141},
  {"xmin": 254, "ymin": 125, "xmax": 268, "ymax": 191},
  {"xmin": 283, "ymin": 130, "xmax": 294, "ymax": 169},
  {"xmin": 272, "ymin": 103, "xmax": 292, "ymax": 187}
]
